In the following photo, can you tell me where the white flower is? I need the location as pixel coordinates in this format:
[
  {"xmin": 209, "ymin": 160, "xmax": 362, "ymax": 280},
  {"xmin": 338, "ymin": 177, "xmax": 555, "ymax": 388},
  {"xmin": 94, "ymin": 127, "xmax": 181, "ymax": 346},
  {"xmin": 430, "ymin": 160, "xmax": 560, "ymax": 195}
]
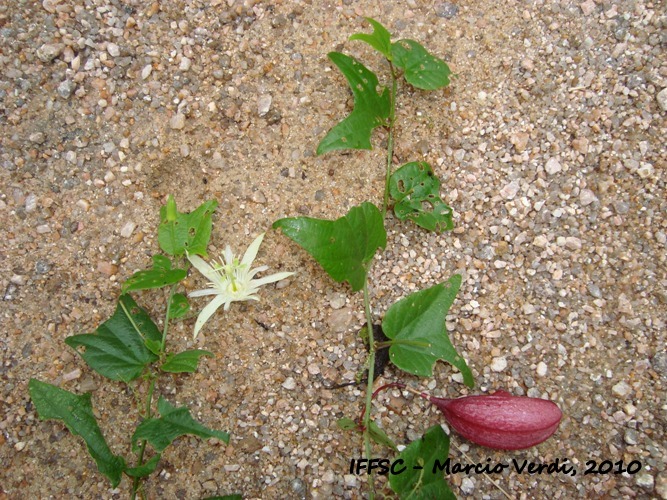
[{"xmin": 187, "ymin": 233, "xmax": 294, "ymax": 339}]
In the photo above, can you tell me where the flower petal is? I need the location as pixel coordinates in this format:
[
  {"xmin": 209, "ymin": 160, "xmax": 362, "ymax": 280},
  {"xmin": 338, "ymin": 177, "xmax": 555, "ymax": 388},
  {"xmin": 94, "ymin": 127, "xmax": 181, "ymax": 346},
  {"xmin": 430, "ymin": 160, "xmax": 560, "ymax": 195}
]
[
  {"xmin": 188, "ymin": 288, "xmax": 221, "ymax": 298},
  {"xmin": 241, "ymin": 233, "xmax": 265, "ymax": 267},
  {"xmin": 192, "ymin": 294, "xmax": 227, "ymax": 339},
  {"xmin": 188, "ymin": 254, "xmax": 219, "ymax": 282},
  {"xmin": 250, "ymin": 271, "xmax": 295, "ymax": 288},
  {"xmin": 246, "ymin": 265, "xmax": 269, "ymax": 280}
]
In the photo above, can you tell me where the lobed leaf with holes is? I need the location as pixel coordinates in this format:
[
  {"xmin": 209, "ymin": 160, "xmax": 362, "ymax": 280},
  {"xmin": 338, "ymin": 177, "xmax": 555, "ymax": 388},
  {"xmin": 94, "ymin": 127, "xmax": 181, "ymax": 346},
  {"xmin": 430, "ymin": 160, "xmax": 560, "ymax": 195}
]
[
  {"xmin": 389, "ymin": 161, "xmax": 454, "ymax": 232},
  {"xmin": 316, "ymin": 53, "xmax": 391, "ymax": 155},
  {"xmin": 382, "ymin": 274, "xmax": 473, "ymax": 386},
  {"xmin": 158, "ymin": 195, "xmax": 218, "ymax": 257},
  {"xmin": 391, "ymin": 39, "xmax": 452, "ymax": 90}
]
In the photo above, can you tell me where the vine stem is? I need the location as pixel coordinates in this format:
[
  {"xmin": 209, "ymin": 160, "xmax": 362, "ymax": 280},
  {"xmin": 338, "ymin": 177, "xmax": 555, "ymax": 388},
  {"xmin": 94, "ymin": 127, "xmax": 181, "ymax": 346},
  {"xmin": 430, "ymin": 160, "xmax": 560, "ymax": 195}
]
[
  {"xmin": 131, "ymin": 283, "xmax": 177, "ymax": 499},
  {"xmin": 362, "ymin": 278, "xmax": 376, "ymax": 500},
  {"xmin": 382, "ymin": 61, "xmax": 398, "ymax": 218}
]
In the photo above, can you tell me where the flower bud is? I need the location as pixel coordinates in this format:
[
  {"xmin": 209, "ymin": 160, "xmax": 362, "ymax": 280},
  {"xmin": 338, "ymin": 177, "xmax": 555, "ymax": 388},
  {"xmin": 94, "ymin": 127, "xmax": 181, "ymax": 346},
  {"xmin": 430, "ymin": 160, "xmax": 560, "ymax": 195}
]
[{"xmin": 430, "ymin": 390, "xmax": 562, "ymax": 450}]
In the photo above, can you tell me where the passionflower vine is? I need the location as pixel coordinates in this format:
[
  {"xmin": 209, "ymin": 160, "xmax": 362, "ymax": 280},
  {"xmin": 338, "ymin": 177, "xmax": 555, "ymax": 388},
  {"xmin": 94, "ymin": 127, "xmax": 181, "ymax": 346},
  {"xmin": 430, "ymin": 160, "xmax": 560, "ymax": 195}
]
[{"xmin": 187, "ymin": 233, "xmax": 294, "ymax": 338}]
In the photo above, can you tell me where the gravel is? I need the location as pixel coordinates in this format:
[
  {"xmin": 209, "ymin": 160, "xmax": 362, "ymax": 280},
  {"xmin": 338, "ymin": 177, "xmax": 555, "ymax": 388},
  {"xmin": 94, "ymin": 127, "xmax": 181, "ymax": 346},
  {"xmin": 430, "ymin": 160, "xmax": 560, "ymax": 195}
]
[{"xmin": 1, "ymin": 1, "xmax": 665, "ymax": 499}]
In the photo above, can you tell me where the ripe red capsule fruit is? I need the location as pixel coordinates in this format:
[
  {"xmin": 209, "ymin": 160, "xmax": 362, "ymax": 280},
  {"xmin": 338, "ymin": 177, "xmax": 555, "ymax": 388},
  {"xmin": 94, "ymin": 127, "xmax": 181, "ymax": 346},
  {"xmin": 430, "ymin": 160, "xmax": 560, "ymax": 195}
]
[{"xmin": 430, "ymin": 390, "xmax": 562, "ymax": 450}]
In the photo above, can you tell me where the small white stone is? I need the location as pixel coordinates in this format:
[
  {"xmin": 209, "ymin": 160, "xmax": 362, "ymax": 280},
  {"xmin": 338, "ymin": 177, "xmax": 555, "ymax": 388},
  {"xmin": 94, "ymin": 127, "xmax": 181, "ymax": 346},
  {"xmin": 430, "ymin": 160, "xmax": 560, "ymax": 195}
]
[
  {"xmin": 523, "ymin": 303, "xmax": 537, "ymax": 314},
  {"xmin": 500, "ymin": 180, "xmax": 520, "ymax": 199},
  {"xmin": 179, "ymin": 56, "xmax": 192, "ymax": 71},
  {"xmin": 14, "ymin": 442, "xmax": 26, "ymax": 451},
  {"xmin": 307, "ymin": 363, "xmax": 320, "ymax": 375},
  {"xmin": 612, "ymin": 381, "xmax": 632, "ymax": 397},
  {"xmin": 545, "ymin": 157, "xmax": 562, "ymax": 175},
  {"xmin": 120, "ymin": 221, "xmax": 136, "ymax": 238},
  {"xmin": 490, "ymin": 357, "xmax": 507, "ymax": 372},
  {"xmin": 343, "ymin": 474, "xmax": 358, "ymax": 488},
  {"xmin": 170, "ymin": 113, "xmax": 186, "ymax": 130},
  {"xmin": 657, "ymin": 88, "xmax": 667, "ymax": 112},
  {"xmin": 536, "ymin": 361, "xmax": 548, "ymax": 377},
  {"xmin": 533, "ymin": 235, "xmax": 548, "ymax": 247},
  {"xmin": 637, "ymin": 163, "xmax": 654, "ymax": 179},
  {"xmin": 579, "ymin": 188, "xmax": 598, "ymax": 206},
  {"xmin": 282, "ymin": 377, "xmax": 296, "ymax": 390},
  {"xmin": 107, "ymin": 43, "xmax": 120, "ymax": 57},
  {"xmin": 564, "ymin": 236, "xmax": 582, "ymax": 250},
  {"xmin": 62, "ymin": 368, "xmax": 82, "ymax": 381},
  {"xmin": 36, "ymin": 224, "xmax": 51, "ymax": 234},
  {"xmin": 141, "ymin": 64, "xmax": 153, "ymax": 80},
  {"xmin": 257, "ymin": 95, "xmax": 272, "ymax": 116},
  {"xmin": 580, "ymin": 0, "xmax": 596, "ymax": 16}
]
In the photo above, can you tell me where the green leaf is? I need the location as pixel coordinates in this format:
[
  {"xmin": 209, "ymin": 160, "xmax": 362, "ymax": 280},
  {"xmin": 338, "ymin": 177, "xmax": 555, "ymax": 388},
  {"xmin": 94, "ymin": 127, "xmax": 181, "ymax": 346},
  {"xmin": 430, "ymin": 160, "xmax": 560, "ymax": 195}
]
[
  {"xmin": 132, "ymin": 396, "xmax": 229, "ymax": 453},
  {"xmin": 317, "ymin": 53, "xmax": 391, "ymax": 154},
  {"xmin": 349, "ymin": 17, "xmax": 392, "ymax": 59},
  {"xmin": 389, "ymin": 425, "xmax": 456, "ymax": 500},
  {"xmin": 390, "ymin": 161, "xmax": 454, "ymax": 232},
  {"xmin": 122, "ymin": 255, "xmax": 187, "ymax": 293},
  {"xmin": 28, "ymin": 380, "xmax": 126, "ymax": 487},
  {"xmin": 160, "ymin": 350, "xmax": 213, "ymax": 373},
  {"xmin": 125, "ymin": 454, "xmax": 161, "ymax": 478},
  {"xmin": 65, "ymin": 294, "xmax": 161, "ymax": 382},
  {"xmin": 145, "ymin": 339, "xmax": 162, "ymax": 357},
  {"xmin": 168, "ymin": 293, "xmax": 190, "ymax": 320},
  {"xmin": 273, "ymin": 202, "xmax": 386, "ymax": 292},
  {"xmin": 336, "ymin": 417, "xmax": 360, "ymax": 431},
  {"xmin": 368, "ymin": 420, "xmax": 398, "ymax": 451},
  {"xmin": 158, "ymin": 198, "xmax": 218, "ymax": 257},
  {"xmin": 391, "ymin": 39, "xmax": 452, "ymax": 90},
  {"xmin": 382, "ymin": 275, "xmax": 473, "ymax": 386}
]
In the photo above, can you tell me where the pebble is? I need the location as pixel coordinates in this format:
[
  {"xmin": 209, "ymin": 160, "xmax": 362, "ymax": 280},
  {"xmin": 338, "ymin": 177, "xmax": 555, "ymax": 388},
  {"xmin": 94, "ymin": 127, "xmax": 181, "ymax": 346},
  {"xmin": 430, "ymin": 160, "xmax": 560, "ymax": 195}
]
[
  {"xmin": 545, "ymin": 157, "xmax": 562, "ymax": 175},
  {"xmin": 37, "ymin": 43, "xmax": 64, "ymax": 62},
  {"xmin": 636, "ymin": 473, "xmax": 654, "ymax": 490},
  {"xmin": 282, "ymin": 377, "xmax": 296, "ymax": 390},
  {"xmin": 511, "ymin": 132, "xmax": 529, "ymax": 152},
  {"xmin": 141, "ymin": 64, "xmax": 153, "ymax": 80},
  {"xmin": 564, "ymin": 237, "xmax": 582, "ymax": 250},
  {"xmin": 580, "ymin": 0, "xmax": 596, "ymax": 16},
  {"xmin": 251, "ymin": 191, "xmax": 267, "ymax": 204},
  {"xmin": 500, "ymin": 180, "xmax": 520, "ymax": 199},
  {"xmin": 120, "ymin": 222, "xmax": 136, "ymax": 238},
  {"xmin": 611, "ymin": 381, "xmax": 632, "ymax": 398},
  {"xmin": 62, "ymin": 368, "xmax": 82, "ymax": 381},
  {"xmin": 97, "ymin": 262, "xmax": 118, "ymax": 276},
  {"xmin": 57, "ymin": 80, "xmax": 75, "ymax": 99},
  {"xmin": 536, "ymin": 361, "xmax": 548, "ymax": 377},
  {"xmin": 655, "ymin": 473, "xmax": 667, "ymax": 499},
  {"xmin": 327, "ymin": 307, "xmax": 353, "ymax": 333},
  {"xmin": 258, "ymin": 95, "xmax": 272, "ymax": 116},
  {"xmin": 107, "ymin": 43, "xmax": 120, "ymax": 57},
  {"xmin": 29, "ymin": 132, "xmax": 46, "ymax": 144},
  {"xmin": 170, "ymin": 113, "xmax": 186, "ymax": 130},
  {"xmin": 579, "ymin": 189, "xmax": 598, "ymax": 206},
  {"xmin": 25, "ymin": 194, "xmax": 37, "ymax": 213},
  {"xmin": 657, "ymin": 88, "xmax": 667, "ymax": 112},
  {"xmin": 460, "ymin": 477, "xmax": 475, "ymax": 495},
  {"xmin": 490, "ymin": 357, "xmax": 507, "ymax": 372},
  {"xmin": 434, "ymin": 2, "xmax": 459, "ymax": 19}
]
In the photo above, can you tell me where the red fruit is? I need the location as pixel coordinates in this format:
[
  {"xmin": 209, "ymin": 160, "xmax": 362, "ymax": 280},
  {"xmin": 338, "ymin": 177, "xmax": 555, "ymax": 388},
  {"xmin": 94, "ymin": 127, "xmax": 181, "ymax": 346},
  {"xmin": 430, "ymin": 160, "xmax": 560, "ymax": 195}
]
[{"xmin": 430, "ymin": 390, "xmax": 562, "ymax": 450}]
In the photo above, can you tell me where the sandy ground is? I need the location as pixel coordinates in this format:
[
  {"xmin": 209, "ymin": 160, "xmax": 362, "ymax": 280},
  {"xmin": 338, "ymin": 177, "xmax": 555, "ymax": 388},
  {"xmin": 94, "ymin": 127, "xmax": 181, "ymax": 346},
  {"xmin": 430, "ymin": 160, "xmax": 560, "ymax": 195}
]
[{"xmin": 1, "ymin": 0, "xmax": 665, "ymax": 498}]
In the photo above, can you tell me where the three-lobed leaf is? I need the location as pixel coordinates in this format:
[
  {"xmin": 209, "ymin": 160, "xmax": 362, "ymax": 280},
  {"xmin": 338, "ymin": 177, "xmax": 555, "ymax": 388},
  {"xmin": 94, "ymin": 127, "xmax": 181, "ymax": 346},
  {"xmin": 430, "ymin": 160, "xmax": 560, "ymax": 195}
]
[
  {"xmin": 158, "ymin": 196, "xmax": 218, "ymax": 257},
  {"xmin": 132, "ymin": 396, "xmax": 229, "ymax": 453},
  {"xmin": 122, "ymin": 255, "xmax": 187, "ymax": 293},
  {"xmin": 390, "ymin": 161, "xmax": 454, "ymax": 232},
  {"xmin": 391, "ymin": 39, "xmax": 452, "ymax": 90},
  {"xmin": 65, "ymin": 294, "xmax": 161, "ymax": 382},
  {"xmin": 349, "ymin": 17, "xmax": 392, "ymax": 58},
  {"xmin": 382, "ymin": 275, "xmax": 473, "ymax": 386},
  {"xmin": 389, "ymin": 425, "xmax": 456, "ymax": 499},
  {"xmin": 161, "ymin": 349, "xmax": 213, "ymax": 373},
  {"xmin": 273, "ymin": 202, "xmax": 386, "ymax": 292},
  {"xmin": 28, "ymin": 380, "xmax": 126, "ymax": 487},
  {"xmin": 316, "ymin": 53, "xmax": 391, "ymax": 155}
]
